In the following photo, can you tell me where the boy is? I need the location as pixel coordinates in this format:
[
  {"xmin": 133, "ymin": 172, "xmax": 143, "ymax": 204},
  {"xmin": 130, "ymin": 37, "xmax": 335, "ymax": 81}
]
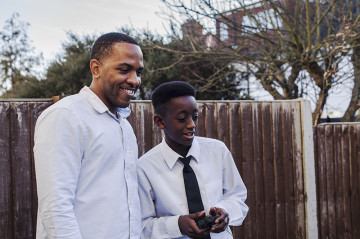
[{"xmin": 137, "ymin": 81, "xmax": 248, "ymax": 239}]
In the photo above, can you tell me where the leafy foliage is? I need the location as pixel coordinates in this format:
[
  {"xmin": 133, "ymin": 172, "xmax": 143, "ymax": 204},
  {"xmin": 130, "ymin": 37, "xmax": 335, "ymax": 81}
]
[
  {"xmin": 44, "ymin": 33, "xmax": 94, "ymax": 97},
  {"xmin": 0, "ymin": 13, "xmax": 42, "ymax": 96},
  {"xmin": 5, "ymin": 32, "xmax": 95, "ymax": 98}
]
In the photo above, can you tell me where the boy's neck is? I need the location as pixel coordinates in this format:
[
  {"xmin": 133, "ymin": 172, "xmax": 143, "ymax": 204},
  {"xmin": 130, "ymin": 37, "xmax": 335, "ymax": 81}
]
[{"xmin": 164, "ymin": 139, "xmax": 192, "ymax": 158}]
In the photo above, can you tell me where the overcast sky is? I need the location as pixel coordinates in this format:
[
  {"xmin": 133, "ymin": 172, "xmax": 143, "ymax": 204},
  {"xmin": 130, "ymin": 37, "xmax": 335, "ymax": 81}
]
[{"xmin": 0, "ymin": 0, "xmax": 168, "ymax": 64}]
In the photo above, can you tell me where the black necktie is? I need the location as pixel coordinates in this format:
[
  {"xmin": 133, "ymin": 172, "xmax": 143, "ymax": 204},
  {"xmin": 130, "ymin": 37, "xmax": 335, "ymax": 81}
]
[{"xmin": 179, "ymin": 156, "xmax": 211, "ymax": 239}]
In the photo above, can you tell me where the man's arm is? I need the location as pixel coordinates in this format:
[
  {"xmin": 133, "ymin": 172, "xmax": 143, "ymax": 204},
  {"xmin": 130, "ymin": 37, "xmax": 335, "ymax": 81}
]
[
  {"xmin": 213, "ymin": 148, "xmax": 249, "ymax": 226},
  {"xmin": 34, "ymin": 107, "xmax": 84, "ymax": 238}
]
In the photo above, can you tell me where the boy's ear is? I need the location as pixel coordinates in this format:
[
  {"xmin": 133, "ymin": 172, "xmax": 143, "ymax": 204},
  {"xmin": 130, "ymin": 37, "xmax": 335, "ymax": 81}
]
[{"xmin": 154, "ymin": 114, "xmax": 165, "ymax": 129}]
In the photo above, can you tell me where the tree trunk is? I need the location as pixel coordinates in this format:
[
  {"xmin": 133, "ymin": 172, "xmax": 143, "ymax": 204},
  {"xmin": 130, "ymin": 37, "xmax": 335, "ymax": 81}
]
[
  {"xmin": 341, "ymin": 45, "xmax": 360, "ymax": 122},
  {"xmin": 312, "ymin": 87, "xmax": 329, "ymax": 125}
]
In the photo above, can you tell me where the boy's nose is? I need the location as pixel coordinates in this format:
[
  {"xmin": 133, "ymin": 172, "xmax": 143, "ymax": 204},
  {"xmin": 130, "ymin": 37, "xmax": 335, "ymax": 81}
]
[{"xmin": 187, "ymin": 118, "xmax": 196, "ymax": 128}]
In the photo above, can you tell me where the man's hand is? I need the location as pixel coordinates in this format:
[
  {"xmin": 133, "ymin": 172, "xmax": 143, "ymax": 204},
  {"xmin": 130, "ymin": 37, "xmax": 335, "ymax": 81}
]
[
  {"xmin": 178, "ymin": 211, "xmax": 211, "ymax": 238},
  {"xmin": 209, "ymin": 207, "xmax": 230, "ymax": 233}
]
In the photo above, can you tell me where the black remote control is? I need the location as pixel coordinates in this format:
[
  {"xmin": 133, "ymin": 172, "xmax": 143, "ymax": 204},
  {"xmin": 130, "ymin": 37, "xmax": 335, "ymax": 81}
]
[{"xmin": 195, "ymin": 214, "xmax": 221, "ymax": 229}]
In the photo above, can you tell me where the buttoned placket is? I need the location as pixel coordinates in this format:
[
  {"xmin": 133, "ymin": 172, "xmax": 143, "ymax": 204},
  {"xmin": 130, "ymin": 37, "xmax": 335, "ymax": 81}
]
[
  {"xmin": 109, "ymin": 110, "xmax": 137, "ymax": 238},
  {"xmin": 119, "ymin": 117, "xmax": 138, "ymax": 238}
]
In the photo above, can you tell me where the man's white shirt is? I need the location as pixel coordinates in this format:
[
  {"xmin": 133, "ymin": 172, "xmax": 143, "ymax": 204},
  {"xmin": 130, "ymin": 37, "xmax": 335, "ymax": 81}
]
[
  {"xmin": 137, "ymin": 136, "xmax": 248, "ymax": 239},
  {"xmin": 34, "ymin": 86, "xmax": 141, "ymax": 239}
]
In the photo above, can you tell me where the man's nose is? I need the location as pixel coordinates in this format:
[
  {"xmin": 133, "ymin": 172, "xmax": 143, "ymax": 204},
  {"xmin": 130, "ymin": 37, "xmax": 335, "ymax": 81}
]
[{"xmin": 127, "ymin": 71, "xmax": 141, "ymax": 86}]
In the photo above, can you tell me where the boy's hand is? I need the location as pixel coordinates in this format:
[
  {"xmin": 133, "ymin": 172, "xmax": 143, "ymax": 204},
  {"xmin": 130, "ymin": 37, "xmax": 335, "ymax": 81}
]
[
  {"xmin": 209, "ymin": 207, "xmax": 230, "ymax": 233},
  {"xmin": 178, "ymin": 211, "xmax": 211, "ymax": 238}
]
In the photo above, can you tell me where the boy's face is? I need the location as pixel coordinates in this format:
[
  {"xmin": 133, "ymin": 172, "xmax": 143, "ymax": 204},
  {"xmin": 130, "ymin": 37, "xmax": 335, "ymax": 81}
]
[{"xmin": 157, "ymin": 95, "xmax": 198, "ymax": 156}]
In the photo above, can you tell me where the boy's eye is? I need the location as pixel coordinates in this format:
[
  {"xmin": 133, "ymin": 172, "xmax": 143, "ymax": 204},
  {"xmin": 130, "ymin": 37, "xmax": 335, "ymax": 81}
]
[
  {"xmin": 177, "ymin": 118, "xmax": 186, "ymax": 122},
  {"xmin": 193, "ymin": 115, "xmax": 198, "ymax": 121}
]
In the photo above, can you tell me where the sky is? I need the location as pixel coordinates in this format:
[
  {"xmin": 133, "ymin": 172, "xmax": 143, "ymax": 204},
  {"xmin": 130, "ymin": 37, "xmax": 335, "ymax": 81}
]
[
  {"xmin": 0, "ymin": 0, "xmax": 169, "ymax": 64},
  {"xmin": 0, "ymin": 0, "xmax": 353, "ymax": 115}
]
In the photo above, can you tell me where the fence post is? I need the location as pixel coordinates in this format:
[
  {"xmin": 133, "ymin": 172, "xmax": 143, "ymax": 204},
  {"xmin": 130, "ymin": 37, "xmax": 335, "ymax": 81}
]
[{"xmin": 300, "ymin": 99, "xmax": 318, "ymax": 239}]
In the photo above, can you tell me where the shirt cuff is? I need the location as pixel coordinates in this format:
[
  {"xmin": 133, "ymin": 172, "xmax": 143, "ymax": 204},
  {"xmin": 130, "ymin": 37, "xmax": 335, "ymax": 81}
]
[
  {"xmin": 215, "ymin": 201, "xmax": 247, "ymax": 226},
  {"xmin": 164, "ymin": 215, "xmax": 183, "ymax": 238}
]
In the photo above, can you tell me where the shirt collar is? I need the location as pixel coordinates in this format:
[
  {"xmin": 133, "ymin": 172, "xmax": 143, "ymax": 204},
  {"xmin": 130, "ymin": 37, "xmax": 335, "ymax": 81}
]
[
  {"xmin": 80, "ymin": 86, "xmax": 131, "ymax": 119},
  {"xmin": 160, "ymin": 137, "xmax": 200, "ymax": 170}
]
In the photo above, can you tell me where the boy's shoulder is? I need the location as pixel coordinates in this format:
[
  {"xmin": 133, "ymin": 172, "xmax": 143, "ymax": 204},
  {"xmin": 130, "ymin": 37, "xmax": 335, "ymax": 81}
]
[
  {"xmin": 195, "ymin": 136, "xmax": 227, "ymax": 148},
  {"xmin": 138, "ymin": 143, "xmax": 163, "ymax": 164}
]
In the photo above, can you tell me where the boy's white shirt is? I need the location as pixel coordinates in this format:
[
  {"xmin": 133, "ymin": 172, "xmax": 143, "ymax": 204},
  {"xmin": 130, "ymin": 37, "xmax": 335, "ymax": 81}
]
[{"xmin": 137, "ymin": 136, "xmax": 248, "ymax": 239}]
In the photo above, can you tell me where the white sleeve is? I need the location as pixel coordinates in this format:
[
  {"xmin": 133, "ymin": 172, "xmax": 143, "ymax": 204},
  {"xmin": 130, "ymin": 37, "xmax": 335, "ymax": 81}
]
[
  {"xmin": 34, "ymin": 107, "xmax": 84, "ymax": 239},
  {"xmin": 215, "ymin": 148, "xmax": 249, "ymax": 226},
  {"xmin": 137, "ymin": 167, "xmax": 183, "ymax": 239}
]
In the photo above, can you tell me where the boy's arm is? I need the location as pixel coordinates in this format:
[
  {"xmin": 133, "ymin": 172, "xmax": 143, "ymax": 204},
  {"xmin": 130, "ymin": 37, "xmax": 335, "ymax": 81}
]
[
  {"xmin": 34, "ymin": 108, "xmax": 83, "ymax": 238},
  {"xmin": 214, "ymin": 149, "xmax": 249, "ymax": 226},
  {"xmin": 137, "ymin": 167, "xmax": 183, "ymax": 239}
]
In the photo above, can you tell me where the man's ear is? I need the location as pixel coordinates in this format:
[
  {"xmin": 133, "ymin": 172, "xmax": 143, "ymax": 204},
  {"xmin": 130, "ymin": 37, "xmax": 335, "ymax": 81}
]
[
  {"xmin": 90, "ymin": 59, "xmax": 102, "ymax": 79},
  {"xmin": 154, "ymin": 114, "xmax": 165, "ymax": 129}
]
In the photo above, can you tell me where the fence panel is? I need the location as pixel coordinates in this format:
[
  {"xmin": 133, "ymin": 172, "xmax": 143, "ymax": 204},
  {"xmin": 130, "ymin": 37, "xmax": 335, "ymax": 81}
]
[
  {"xmin": 0, "ymin": 99, "xmax": 316, "ymax": 239},
  {"xmin": 314, "ymin": 123, "xmax": 360, "ymax": 239}
]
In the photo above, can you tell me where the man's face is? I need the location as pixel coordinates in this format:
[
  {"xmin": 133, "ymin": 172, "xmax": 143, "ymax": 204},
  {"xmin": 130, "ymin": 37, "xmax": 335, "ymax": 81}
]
[
  {"xmin": 94, "ymin": 42, "xmax": 144, "ymax": 112},
  {"xmin": 161, "ymin": 96, "xmax": 198, "ymax": 156}
]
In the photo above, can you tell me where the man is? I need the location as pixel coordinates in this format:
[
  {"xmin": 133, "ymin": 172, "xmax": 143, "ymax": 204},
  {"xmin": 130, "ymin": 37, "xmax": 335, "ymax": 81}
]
[{"xmin": 34, "ymin": 32, "xmax": 144, "ymax": 239}]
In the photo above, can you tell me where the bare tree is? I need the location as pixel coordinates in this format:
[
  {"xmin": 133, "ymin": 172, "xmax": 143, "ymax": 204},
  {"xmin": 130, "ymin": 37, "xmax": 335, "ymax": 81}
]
[
  {"xmin": 158, "ymin": 0, "xmax": 360, "ymax": 124},
  {"xmin": 341, "ymin": 15, "xmax": 360, "ymax": 122}
]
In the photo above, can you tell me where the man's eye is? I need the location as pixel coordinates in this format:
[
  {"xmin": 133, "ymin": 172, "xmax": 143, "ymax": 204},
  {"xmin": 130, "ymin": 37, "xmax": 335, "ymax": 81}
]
[
  {"xmin": 118, "ymin": 68, "xmax": 129, "ymax": 74},
  {"xmin": 136, "ymin": 70, "xmax": 143, "ymax": 77},
  {"xmin": 177, "ymin": 118, "xmax": 186, "ymax": 122},
  {"xmin": 193, "ymin": 115, "xmax": 198, "ymax": 121}
]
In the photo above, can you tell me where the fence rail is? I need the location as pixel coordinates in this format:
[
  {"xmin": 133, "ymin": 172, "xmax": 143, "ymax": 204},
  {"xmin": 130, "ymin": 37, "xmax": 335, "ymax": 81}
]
[{"xmin": 0, "ymin": 99, "xmax": 358, "ymax": 239}]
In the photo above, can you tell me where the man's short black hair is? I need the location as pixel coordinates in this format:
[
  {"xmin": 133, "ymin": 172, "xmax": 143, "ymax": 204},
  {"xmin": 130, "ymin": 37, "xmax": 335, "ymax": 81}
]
[
  {"xmin": 151, "ymin": 81, "xmax": 196, "ymax": 115},
  {"xmin": 90, "ymin": 32, "xmax": 139, "ymax": 62}
]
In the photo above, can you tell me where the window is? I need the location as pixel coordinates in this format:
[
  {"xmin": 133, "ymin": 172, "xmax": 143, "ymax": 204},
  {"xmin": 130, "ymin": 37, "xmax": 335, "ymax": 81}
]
[
  {"xmin": 220, "ymin": 22, "xmax": 229, "ymax": 41},
  {"xmin": 242, "ymin": 9, "xmax": 281, "ymax": 33}
]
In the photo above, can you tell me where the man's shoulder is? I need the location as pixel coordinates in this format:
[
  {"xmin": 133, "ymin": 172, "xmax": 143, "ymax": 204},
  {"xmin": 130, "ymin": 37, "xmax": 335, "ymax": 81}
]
[{"xmin": 39, "ymin": 93, "xmax": 87, "ymax": 117}]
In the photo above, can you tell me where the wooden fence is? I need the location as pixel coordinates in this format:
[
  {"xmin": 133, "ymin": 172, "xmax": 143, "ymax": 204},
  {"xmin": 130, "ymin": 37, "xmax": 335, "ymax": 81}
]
[
  {"xmin": 314, "ymin": 123, "xmax": 360, "ymax": 239},
  {"xmin": 2, "ymin": 98, "xmax": 357, "ymax": 239}
]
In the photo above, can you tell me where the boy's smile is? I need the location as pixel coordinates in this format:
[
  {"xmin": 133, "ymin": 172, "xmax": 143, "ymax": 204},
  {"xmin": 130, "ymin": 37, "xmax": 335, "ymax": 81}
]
[{"xmin": 157, "ymin": 95, "xmax": 198, "ymax": 157}]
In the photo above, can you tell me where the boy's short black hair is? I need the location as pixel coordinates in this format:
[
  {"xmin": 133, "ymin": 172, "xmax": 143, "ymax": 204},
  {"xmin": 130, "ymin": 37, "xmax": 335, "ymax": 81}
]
[
  {"xmin": 151, "ymin": 81, "xmax": 196, "ymax": 115},
  {"xmin": 91, "ymin": 32, "xmax": 139, "ymax": 62}
]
